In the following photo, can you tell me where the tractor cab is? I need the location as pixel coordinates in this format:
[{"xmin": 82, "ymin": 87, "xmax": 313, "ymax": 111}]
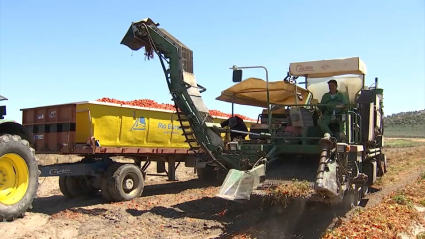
[
  {"xmin": 216, "ymin": 57, "xmax": 385, "ymax": 202},
  {"xmin": 289, "ymin": 57, "xmax": 368, "ymax": 143},
  {"xmin": 215, "ymin": 57, "xmax": 370, "ymax": 147}
]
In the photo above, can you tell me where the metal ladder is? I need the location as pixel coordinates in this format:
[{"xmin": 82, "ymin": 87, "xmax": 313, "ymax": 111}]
[{"xmin": 171, "ymin": 93, "xmax": 201, "ymax": 152}]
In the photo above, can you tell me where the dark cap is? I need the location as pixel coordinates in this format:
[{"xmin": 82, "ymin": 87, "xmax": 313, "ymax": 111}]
[{"xmin": 327, "ymin": 79, "xmax": 338, "ymax": 85}]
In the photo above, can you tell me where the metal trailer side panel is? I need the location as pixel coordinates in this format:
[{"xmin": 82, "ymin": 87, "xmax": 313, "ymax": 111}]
[{"xmin": 21, "ymin": 104, "xmax": 76, "ymax": 153}]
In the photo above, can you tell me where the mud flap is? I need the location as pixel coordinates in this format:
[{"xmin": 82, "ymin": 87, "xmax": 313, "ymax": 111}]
[{"xmin": 216, "ymin": 164, "xmax": 266, "ymax": 201}]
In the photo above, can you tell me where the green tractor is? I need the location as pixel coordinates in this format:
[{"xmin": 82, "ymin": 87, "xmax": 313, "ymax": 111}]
[{"xmin": 0, "ymin": 95, "xmax": 39, "ymax": 221}]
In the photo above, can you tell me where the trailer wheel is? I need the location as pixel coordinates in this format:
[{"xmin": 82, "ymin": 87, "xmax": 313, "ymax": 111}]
[
  {"xmin": 100, "ymin": 163, "xmax": 121, "ymax": 202},
  {"xmin": 108, "ymin": 164, "xmax": 144, "ymax": 202},
  {"xmin": 65, "ymin": 176, "xmax": 97, "ymax": 198},
  {"xmin": 0, "ymin": 134, "xmax": 39, "ymax": 222},
  {"xmin": 197, "ymin": 166, "xmax": 218, "ymax": 182},
  {"xmin": 58, "ymin": 176, "xmax": 72, "ymax": 198}
]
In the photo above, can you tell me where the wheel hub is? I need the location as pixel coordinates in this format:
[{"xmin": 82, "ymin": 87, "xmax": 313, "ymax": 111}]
[
  {"xmin": 124, "ymin": 178, "xmax": 134, "ymax": 190},
  {"xmin": 0, "ymin": 153, "xmax": 30, "ymax": 205},
  {"xmin": 0, "ymin": 170, "xmax": 6, "ymax": 187}
]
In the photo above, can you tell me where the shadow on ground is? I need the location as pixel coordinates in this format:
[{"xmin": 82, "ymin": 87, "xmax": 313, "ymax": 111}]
[
  {"xmin": 142, "ymin": 179, "xmax": 222, "ymax": 197},
  {"xmin": 31, "ymin": 178, "xmax": 220, "ymax": 215},
  {"xmin": 125, "ymin": 194, "xmax": 370, "ymax": 239},
  {"xmin": 31, "ymin": 195, "xmax": 105, "ymax": 215},
  {"xmin": 31, "ymin": 175, "xmax": 378, "ymax": 239}
]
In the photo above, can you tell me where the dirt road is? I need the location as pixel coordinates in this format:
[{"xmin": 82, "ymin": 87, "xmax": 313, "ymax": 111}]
[{"xmin": 1, "ymin": 140, "xmax": 424, "ymax": 239}]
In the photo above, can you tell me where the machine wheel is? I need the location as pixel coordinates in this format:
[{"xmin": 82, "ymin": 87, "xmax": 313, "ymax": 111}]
[
  {"xmin": 0, "ymin": 134, "xmax": 39, "ymax": 221},
  {"xmin": 361, "ymin": 185, "xmax": 369, "ymax": 197},
  {"xmin": 100, "ymin": 163, "xmax": 121, "ymax": 202},
  {"xmin": 342, "ymin": 186, "xmax": 363, "ymax": 208},
  {"xmin": 197, "ymin": 166, "xmax": 218, "ymax": 182},
  {"xmin": 108, "ymin": 164, "xmax": 145, "ymax": 202},
  {"xmin": 377, "ymin": 154, "xmax": 387, "ymax": 176}
]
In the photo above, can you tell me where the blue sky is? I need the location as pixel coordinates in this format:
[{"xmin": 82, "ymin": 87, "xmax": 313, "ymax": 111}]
[{"xmin": 1, "ymin": 0, "xmax": 424, "ymax": 123}]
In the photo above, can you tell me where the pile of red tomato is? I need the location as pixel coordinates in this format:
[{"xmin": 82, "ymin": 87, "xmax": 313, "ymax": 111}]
[{"xmin": 96, "ymin": 97, "xmax": 256, "ymax": 121}]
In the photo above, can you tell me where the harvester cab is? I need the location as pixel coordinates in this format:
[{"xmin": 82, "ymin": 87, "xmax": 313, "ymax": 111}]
[{"xmin": 216, "ymin": 57, "xmax": 387, "ymax": 206}]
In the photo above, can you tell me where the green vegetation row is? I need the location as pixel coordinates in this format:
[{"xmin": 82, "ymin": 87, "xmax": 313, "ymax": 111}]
[
  {"xmin": 384, "ymin": 109, "xmax": 425, "ymax": 127},
  {"xmin": 384, "ymin": 109, "xmax": 425, "ymax": 138}
]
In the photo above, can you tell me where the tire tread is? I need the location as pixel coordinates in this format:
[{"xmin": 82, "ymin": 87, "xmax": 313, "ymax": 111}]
[{"xmin": 0, "ymin": 134, "xmax": 39, "ymax": 222}]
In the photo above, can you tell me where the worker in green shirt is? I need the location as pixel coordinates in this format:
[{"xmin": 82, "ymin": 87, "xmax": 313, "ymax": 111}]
[{"xmin": 317, "ymin": 79, "xmax": 348, "ymax": 140}]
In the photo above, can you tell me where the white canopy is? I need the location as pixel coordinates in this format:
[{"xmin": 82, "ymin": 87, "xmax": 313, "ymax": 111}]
[
  {"xmin": 216, "ymin": 77, "xmax": 310, "ymax": 108},
  {"xmin": 289, "ymin": 57, "xmax": 367, "ymax": 78}
]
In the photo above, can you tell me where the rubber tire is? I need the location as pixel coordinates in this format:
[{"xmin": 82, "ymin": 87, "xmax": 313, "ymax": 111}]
[
  {"xmin": 197, "ymin": 166, "xmax": 218, "ymax": 182},
  {"xmin": 58, "ymin": 176, "xmax": 72, "ymax": 198},
  {"xmin": 361, "ymin": 185, "xmax": 369, "ymax": 198},
  {"xmin": 377, "ymin": 154, "xmax": 387, "ymax": 176},
  {"xmin": 0, "ymin": 134, "xmax": 39, "ymax": 222},
  {"xmin": 100, "ymin": 163, "xmax": 121, "ymax": 202},
  {"xmin": 108, "ymin": 164, "xmax": 144, "ymax": 202},
  {"xmin": 65, "ymin": 176, "xmax": 97, "ymax": 198}
]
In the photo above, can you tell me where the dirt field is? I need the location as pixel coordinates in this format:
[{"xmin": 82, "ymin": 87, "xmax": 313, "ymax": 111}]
[{"xmin": 1, "ymin": 138, "xmax": 424, "ymax": 239}]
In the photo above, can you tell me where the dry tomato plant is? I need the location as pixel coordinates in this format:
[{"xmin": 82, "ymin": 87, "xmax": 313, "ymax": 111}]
[{"xmin": 323, "ymin": 174, "xmax": 425, "ymax": 239}]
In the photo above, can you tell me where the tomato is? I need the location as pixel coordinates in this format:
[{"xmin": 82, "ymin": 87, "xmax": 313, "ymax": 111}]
[{"xmin": 96, "ymin": 98, "xmax": 256, "ymax": 121}]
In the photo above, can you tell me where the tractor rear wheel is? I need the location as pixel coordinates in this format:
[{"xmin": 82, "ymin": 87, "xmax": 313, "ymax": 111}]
[{"xmin": 0, "ymin": 134, "xmax": 39, "ymax": 221}]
